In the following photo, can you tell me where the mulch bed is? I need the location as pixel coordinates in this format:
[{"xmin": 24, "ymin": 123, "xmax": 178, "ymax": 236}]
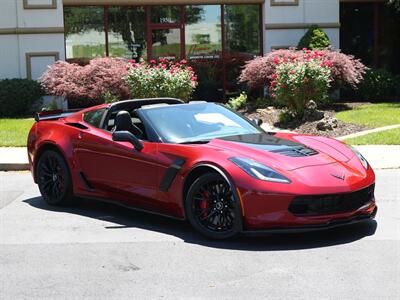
[{"xmin": 242, "ymin": 102, "xmax": 371, "ymax": 138}]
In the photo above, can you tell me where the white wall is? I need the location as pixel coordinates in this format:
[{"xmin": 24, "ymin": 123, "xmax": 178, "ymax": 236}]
[
  {"xmin": 20, "ymin": 34, "xmax": 66, "ymax": 79},
  {"xmin": 0, "ymin": 0, "xmax": 18, "ymax": 28},
  {"xmin": 0, "ymin": 35, "xmax": 20, "ymax": 79},
  {"xmin": 264, "ymin": 0, "xmax": 340, "ymax": 52},
  {"xmin": 16, "ymin": 0, "xmax": 64, "ymax": 28},
  {"xmin": 0, "ymin": 0, "xmax": 65, "ymax": 80}
]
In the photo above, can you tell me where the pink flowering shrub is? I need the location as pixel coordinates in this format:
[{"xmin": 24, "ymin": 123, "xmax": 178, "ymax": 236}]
[
  {"xmin": 40, "ymin": 57, "xmax": 130, "ymax": 108},
  {"xmin": 124, "ymin": 59, "xmax": 198, "ymax": 102},
  {"xmin": 239, "ymin": 49, "xmax": 367, "ymax": 90},
  {"xmin": 271, "ymin": 59, "xmax": 332, "ymax": 117}
]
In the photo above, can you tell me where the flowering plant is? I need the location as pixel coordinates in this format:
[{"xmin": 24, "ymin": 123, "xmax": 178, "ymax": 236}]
[
  {"xmin": 124, "ymin": 59, "xmax": 198, "ymax": 102},
  {"xmin": 239, "ymin": 48, "xmax": 367, "ymax": 90},
  {"xmin": 270, "ymin": 58, "xmax": 332, "ymax": 117},
  {"xmin": 40, "ymin": 58, "xmax": 130, "ymax": 108}
]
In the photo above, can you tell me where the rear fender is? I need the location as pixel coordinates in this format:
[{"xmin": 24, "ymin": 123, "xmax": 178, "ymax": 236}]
[{"xmin": 32, "ymin": 122, "xmax": 78, "ymax": 184}]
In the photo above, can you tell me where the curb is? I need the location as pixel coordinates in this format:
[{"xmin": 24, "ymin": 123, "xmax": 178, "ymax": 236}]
[{"xmin": 0, "ymin": 163, "xmax": 30, "ymax": 171}]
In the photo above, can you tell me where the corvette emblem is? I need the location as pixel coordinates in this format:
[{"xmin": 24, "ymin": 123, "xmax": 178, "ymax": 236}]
[{"xmin": 331, "ymin": 173, "xmax": 346, "ymax": 180}]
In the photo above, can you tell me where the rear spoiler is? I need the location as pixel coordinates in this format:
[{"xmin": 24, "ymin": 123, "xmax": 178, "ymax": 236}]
[{"xmin": 34, "ymin": 109, "xmax": 81, "ymax": 122}]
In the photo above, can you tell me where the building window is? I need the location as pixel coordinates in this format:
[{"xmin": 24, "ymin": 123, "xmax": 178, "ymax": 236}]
[
  {"xmin": 340, "ymin": 2, "xmax": 400, "ymax": 74},
  {"xmin": 224, "ymin": 4, "xmax": 261, "ymax": 56},
  {"xmin": 64, "ymin": 6, "xmax": 106, "ymax": 60},
  {"xmin": 107, "ymin": 7, "xmax": 147, "ymax": 60},
  {"xmin": 340, "ymin": 3, "xmax": 374, "ymax": 67},
  {"xmin": 150, "ymin": 6, "xmax": 181, "ymax": 24},
  {"xmin": 151, "ymin": 28, "xmax": 181, "ymax": 60},
  {"xmin": 185, "ymin": 5, "xmax": 222, "ymax": 60},
  {"xmin": 224, "ymin": 4, "xmax": 262, "ymax": 95},
  {"xmin": 63, "ymin": 4, "xmax": 263, "ymax": 99}
]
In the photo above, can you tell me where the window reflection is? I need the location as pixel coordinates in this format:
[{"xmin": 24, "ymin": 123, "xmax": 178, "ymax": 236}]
[
  {"xmin": 151, "ymin": 6, "xmax": 180, "ymax": 24},
  {"xmin": 185, "ymin": 5, "xmax": 222, "ymax": 60},
  {"xmin": 107, "ymin": 7, "xmax": 147, "ymax": 60},
  {"xmin": 224, "ymin": 5, "xmax": 261, "ymax": 95},
  {"xmin": 224, "ymin": 4, "xmax": 261, "ymax": 56},
  {"xmin": 152, "ymin": 29, "xmax": 181, "ymax": 60},
  {"xmin": 64, "ymin": 7, "xmax": 106, "ymax": 59},
  {"xmin": 63, "ymin": 4, "xmax": 263, "ymax": 99}
]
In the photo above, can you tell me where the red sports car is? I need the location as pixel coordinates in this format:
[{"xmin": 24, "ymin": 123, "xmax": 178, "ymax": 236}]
[{"xmin": 27, "ymin": 98, "xmax": 377, "ymax": 239}]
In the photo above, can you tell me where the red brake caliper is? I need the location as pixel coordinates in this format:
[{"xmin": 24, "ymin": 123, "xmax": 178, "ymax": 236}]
[{"xmin": 200, "ymin": 191, "xmax": 209, "ymax": 217}]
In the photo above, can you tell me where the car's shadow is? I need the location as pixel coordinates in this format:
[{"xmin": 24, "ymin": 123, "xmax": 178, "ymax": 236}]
[{"xmin": 23, "ymin": 196, "xmax": 377, "ymax": 251}]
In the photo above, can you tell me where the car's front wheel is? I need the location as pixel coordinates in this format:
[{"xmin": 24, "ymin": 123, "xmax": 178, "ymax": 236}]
[
  {"xmin": 36, "ymin": 150, "xmax": 74, "ymax": 205},
  {"xmin": 185, "ymin": 173, "xmax": 242, "ymax": 240}
]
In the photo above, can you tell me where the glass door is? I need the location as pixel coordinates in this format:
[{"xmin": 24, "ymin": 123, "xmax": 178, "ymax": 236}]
[{"xmin": 147, "ymin": 6, "xmax": 185, "ymax": 61}]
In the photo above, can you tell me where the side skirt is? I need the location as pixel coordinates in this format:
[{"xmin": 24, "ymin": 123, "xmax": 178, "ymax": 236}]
[{"xmin": 74, "ymin": 193, "xmax": 185, "ymax": 221}]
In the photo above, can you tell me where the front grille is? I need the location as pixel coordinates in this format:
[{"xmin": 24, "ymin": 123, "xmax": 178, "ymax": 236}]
[
  {"xmin": 272, "ymin": 146, "xmax": 318, "ymax": 157},
  {"xmin": 289, "ymin": 184, "xmax": 375, "ymax": 216}
]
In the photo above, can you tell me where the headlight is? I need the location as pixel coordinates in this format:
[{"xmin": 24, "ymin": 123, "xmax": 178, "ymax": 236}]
[
  {"xmin": 350, "ymin": 146, "xmax": 369, "ymax": 169},
  {"xmin": 229, "ymin": 157, "xmax": 291, "ymax": 184}
]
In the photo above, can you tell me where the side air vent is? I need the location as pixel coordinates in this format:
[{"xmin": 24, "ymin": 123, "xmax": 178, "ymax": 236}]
[
  {"xmin": 272, "ymin": 146, "xmax": 318, "ymax": 157},
  {"xmin": 65, "ymin": 122, "xmax": 88, "ymax": 130}
]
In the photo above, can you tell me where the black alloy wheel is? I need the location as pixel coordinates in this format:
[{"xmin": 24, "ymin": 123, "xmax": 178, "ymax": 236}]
[
  {"xmin": 37, "ymin": 150, "xmax": 74, "ymax": 205},
  {"xmin": 185, "ymin": 173, "xmax": 242, "ymax": 239}
]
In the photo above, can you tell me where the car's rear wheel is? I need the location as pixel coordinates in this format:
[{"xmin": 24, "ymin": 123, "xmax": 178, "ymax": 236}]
[
  {"xmin": 37, "ymin": 150, "xmax": 74, "ymax": 205},
  {"xmin": 185, "ymin": 173, "xmax": 242, "ymax": 239}
]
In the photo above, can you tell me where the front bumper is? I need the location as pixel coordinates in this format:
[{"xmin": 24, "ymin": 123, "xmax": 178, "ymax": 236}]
[
  {"xmin": 238, "ymin": 180, "xmax": 377, "ymax": 230},
  {"xmin": 243, "ymin": 206, "xmax": 377, "ymax": 236}
]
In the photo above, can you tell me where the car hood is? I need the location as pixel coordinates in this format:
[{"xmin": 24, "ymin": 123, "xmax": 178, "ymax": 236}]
[{"xmin": 208, "ymin": 133, "xmax": 353, "ymax": 171}]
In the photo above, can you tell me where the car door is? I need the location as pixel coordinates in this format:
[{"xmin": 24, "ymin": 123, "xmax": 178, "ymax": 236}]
[{"xmin": 74, "ymin": 111, "xmax": 166, "ymax": 212}]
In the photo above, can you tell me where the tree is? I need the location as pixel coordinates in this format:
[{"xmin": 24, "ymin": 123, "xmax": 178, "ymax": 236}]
[{"xmin": 298, "ymin": 25, "xmax": 331, "ymax": 50}]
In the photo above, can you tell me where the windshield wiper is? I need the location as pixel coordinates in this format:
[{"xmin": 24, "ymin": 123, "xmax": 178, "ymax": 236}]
[{"xmin": 179, "ymin": 140, "xmax": 210, "ymax": 145}]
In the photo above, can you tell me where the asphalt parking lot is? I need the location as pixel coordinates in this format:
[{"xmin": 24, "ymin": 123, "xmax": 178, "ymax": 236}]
[{"xmin": 0, "ymin": 170, "xmax": 399, "ymax": 299}]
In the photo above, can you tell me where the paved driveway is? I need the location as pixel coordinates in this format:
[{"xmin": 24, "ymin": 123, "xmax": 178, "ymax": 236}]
[{"xmin": 0, "ymin": 170, "xmax": 399, "ymax": 299}]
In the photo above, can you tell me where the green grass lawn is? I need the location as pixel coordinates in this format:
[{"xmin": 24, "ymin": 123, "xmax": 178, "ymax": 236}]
[
  {"xmin": 344, "ymin": 128, "xmax": 400, "ymax": 145},
  {"xmin": 0, "ymin": 118, "xmax": 35, "ymax": 147},
  {"xmin": 336, "ymin": 103, "xmax": 400, "ymax": 128}
]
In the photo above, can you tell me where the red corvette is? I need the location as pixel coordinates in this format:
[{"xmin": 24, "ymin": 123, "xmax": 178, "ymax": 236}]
[{"xmin": 27, "ymin": 98, "xmax": 377, "ymax": 239}]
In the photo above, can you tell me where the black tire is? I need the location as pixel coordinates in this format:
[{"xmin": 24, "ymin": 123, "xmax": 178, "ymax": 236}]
[
  {"xmin": 36, "ymin": 150, "xmax": 74, "ymax": 206},
  {"xmin": 185, "ymin": 173, "xmax": 242, "ymax": 240}
]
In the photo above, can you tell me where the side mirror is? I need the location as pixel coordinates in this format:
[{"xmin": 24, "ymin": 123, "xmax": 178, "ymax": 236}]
[
  {"xmin": 112, "ymin": 130, "xmax": 144, "ymax": 151},
  {"xmin": 251, "ymin": 118, "xmax": 263, "ymax": 126}
]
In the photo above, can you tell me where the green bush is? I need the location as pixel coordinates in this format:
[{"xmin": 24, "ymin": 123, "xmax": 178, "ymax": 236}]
[
  {"xmin": 279, "ymin": 111, "xmax": 295, "ymax": 124},
  {"xmin": 0, "ymin": 79, "xmax": 44, "ymax": 117},
  {"xmin": 298, "ymin": 25, "xmax": 331, "ymax": 50},
  {"xmin": 355, "ymin": 68, "xmax": 399, "ymax": 101},
  {"xmin": 270, "ymin": 59, "xmax": 332, "ymax": 118},
  {"xmin": 227, "ymin": 92, "xmax": 247, "ymax": 110},
  {"xmin": 125, "ymin": 60, "xmax": 197, "ymax": 102}
]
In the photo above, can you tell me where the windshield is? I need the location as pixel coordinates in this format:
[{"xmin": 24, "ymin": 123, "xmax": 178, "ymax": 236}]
[{"xmin": 139, "ymin": 103, "xmax": 262, "ymax": 144}]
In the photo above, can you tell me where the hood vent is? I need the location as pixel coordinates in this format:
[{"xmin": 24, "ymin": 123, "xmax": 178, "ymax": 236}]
[{"xmin": 271, "ymin": 146, "xmax": 318, "ymax": 157}]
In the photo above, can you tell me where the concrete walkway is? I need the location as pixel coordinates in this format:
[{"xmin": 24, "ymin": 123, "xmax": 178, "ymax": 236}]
[
  {"xmin": 337, "ymin": 124, "xmax": 400, "ymax": 141},
  {"xmin": 354, "ymin": 145, "xmax": 400, "ymax": 169},
  {"xmin": 0, "ymin": 147, "xmax": 29, "ymax": 171}
]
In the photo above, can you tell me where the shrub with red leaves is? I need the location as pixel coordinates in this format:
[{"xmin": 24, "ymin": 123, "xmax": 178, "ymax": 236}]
[
  {"xmin": 239, "ymin": 49, "xmax": 367, "ymax": 90},
  {"xmin": 40, "ymin": 57, "xmax": 131, "ymax": 108}
]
